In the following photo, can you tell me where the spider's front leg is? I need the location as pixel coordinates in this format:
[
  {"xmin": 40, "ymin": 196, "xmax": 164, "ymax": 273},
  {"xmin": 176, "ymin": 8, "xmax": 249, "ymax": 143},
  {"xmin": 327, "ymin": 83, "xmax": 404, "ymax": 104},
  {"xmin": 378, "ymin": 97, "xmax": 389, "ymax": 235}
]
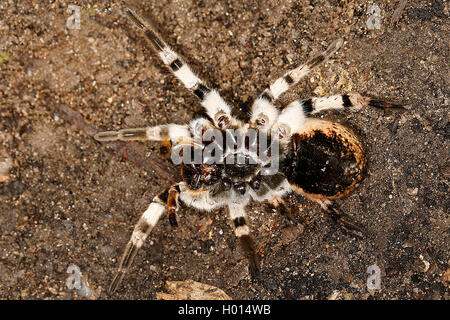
[
  {"xmin": 263, "ymin": 38, "xmax": 344, "ymax": 102},
  {"xmin": 94, "ymin": 123, "xmax": 189, "ymax": 142},
  {"xmin": 250, "ymin": 38, "xmax": 343, "ymax": 130},
  {"xmin": 125, "ymin": 8, "xmax": 234, "ymax": 128},
  {"xmin": 273, "ymin": 93, "xmax": 405, "ymax": 139},
  {"xmin": 228, "ymin": 204, "xmax": 259, "ymax": 277},
  {"xmin": 109, "ymin": 184, "xmax": 181, "ymax": 294}
]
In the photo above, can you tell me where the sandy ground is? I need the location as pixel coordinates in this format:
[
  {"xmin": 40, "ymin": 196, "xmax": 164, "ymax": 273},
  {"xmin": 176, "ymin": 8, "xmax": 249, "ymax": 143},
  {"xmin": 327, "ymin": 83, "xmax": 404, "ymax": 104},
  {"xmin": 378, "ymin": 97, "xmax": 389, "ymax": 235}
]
[{"xmin": 0, "ymin": 0, "xmax": 448, "ymax": 300}]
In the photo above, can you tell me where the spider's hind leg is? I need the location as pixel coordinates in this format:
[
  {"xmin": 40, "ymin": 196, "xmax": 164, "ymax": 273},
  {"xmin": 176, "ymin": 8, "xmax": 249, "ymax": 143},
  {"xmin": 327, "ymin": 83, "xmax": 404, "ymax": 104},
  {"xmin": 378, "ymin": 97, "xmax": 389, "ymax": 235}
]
[
  {"xmin": 316, "ymin": 199, "xmax": 366, "ymax": 239},
  {"xmin": 109, "ymin": 190, "xmax": 167, "ymax": 294},
  {"xmin": 268, "ymin": 196, "xmax": 298, "ymax": 226},
  {"xmin": 109, "ymin": 184, "xmax": 182, "ymax": 294},
  {"xmin": 228, "ymin": 204, "xmax": 260, "ymax": 277}
]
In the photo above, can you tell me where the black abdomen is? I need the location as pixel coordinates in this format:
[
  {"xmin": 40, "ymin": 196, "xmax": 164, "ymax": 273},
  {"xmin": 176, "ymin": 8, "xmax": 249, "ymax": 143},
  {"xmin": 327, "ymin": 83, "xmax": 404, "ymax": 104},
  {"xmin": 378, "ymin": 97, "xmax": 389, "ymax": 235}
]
[{"xmin": 281, "ymin": 120, "xmax": 366, "ymax": 200}]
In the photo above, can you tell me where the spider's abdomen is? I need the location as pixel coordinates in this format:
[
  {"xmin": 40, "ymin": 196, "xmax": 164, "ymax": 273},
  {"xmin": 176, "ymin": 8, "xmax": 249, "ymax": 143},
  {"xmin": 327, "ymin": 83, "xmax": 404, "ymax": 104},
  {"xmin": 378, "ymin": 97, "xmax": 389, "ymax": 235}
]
[{"xmin": 281, "ymin": 119, "xmax": 366, "ymax": 200}]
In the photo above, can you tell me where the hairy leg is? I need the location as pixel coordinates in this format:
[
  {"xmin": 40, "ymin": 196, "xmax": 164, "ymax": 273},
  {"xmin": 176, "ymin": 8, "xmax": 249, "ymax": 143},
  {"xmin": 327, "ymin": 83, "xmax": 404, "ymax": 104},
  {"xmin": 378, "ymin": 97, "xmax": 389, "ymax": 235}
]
[
  {"xmin": 94, "ymin": 123, "xmax": 190, "ymax": 142},
  {"xmin": 250, "ymin": 39, "xmax": 343, "ymax": 130},
  {"xmin": 228, "ymin": 204, "xmax": 259, "ymax": 276},
  {"xmin": 109, "ymin": 184, "xmax": 181, "ymax": 294},
  {"xmin": 274, "ymin": 93, "xmax": 405, "ymax": 138},
  {"xmin": 316, "ymin": 199, "xmax": 365, "ymax": 238},
  {"xmin": 262, "ymin": 39, "xmax": 343, "ymax": 102},
  {"xmin": 125, "ymin": 8, "xmax": 234, "ymax": 128}
]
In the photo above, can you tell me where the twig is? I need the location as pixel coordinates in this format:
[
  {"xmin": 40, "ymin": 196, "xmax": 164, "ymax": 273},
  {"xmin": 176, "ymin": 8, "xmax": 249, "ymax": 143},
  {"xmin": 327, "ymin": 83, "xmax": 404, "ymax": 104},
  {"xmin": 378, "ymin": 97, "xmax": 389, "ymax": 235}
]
[{"xmin": 43, "ymin": 93, "xmax": 178, "ymax": 182}]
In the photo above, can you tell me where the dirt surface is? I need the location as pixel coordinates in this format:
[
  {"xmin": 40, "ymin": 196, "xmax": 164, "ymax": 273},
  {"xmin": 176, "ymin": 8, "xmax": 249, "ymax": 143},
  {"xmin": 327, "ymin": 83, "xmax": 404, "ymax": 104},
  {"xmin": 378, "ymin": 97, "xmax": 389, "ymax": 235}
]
[{"xmin": 0, "ymin": 0, "xmax": 448, "ymax": 300}]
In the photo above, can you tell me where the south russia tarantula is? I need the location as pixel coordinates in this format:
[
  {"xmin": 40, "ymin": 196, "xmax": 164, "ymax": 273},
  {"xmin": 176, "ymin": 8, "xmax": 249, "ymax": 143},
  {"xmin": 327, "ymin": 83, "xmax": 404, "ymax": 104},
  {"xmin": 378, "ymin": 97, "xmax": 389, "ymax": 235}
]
[{"xmin": 95, "ymin": 8, "xmax": 404, "ymax": 294}]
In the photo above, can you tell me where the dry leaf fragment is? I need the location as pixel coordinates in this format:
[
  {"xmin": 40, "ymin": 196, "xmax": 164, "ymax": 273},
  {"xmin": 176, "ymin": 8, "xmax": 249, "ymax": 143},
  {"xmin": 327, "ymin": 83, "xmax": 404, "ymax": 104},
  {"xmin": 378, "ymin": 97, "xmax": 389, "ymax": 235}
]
[{"xmin": 156, "ymin": 280, "xmax": 232, "ymax": 300}]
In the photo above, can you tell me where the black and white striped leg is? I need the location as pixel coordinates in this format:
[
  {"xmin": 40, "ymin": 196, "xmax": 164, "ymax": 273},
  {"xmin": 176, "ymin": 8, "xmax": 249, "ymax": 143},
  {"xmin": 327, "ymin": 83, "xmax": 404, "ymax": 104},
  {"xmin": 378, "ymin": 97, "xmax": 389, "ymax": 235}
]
[
  {"xmin": 125, "ymin": 8, "xmax": 233, "ymax": 128},
  {"xmin": 274, "ymin": 93, "xmax": 405, "ymax": 138},
  {"xmin": 109, "ymin": 187, "xmax": 173, "ymax": 294},
  {"xmin": 261, "ymin": 38, "xmax": 343, "ymax": 102},
  {"xmin": 94, "ymin": 124, "xmax": 190, "ymax": 142},
  {"xmin": 300, "ymin": 93, "xmax": 404, "ymax": 114},
  {"xmin": 250, "ymin": 39, "xmax": 343, "ymax": 130},
  {"xmin": 228, "ymin": 204, "xmax": 259, "ymax": 277}
]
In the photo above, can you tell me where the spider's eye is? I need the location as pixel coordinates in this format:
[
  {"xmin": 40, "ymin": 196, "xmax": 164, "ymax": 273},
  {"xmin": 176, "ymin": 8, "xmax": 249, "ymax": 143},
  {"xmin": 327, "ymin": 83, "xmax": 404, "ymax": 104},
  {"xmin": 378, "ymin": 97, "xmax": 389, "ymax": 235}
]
[
  {"xmin": 221, "ymin": 176, "xmax": 232, "ymax": 190},
  {"xmin": 233, "ymin": 181, "xmax": 246, "ymax": 195},
  {"xmin": 249, "ymin": 177, "xmax": 260, "ymax": 190},
  {"xmin": 276, "ymin": 124, "xmax": 291, "ymax": 139},
  {"xmin": 215, "ymin": 112, "xmax": 230, "ymax": 129},
  {"xmin": 254, "ymin": 113, "xmax": 269, "ymax": 128}
]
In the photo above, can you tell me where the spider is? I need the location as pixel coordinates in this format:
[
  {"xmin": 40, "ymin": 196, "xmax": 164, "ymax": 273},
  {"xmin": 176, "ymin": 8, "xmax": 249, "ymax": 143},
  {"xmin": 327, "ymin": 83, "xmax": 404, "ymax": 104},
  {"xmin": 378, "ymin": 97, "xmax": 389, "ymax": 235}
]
[{"xmin": 95, "ymin": 8, "xmax": 404, "ymax": 294}]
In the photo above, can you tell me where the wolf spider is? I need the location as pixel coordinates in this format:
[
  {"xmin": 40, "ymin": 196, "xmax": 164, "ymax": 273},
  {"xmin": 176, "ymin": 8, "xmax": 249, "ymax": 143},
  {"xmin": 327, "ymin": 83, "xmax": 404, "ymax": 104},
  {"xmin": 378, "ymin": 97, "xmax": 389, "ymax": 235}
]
[{"xmin": 94, "ymin": 8, "xmax": 404, "ymax": 294}]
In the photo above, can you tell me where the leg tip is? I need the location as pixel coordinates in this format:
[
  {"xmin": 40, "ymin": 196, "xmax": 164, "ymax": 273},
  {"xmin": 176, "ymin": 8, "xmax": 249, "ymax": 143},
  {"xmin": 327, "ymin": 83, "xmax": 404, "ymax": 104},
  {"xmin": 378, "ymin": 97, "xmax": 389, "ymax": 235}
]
[
  {"xmin": 169, "ymin": 214, "xmax": 178, "ymax": 227},
  {"xmin": 250, "ymin": 263, "xmax": 260, "ymax": 278},
  {"xmin": 108, "ymin": 272, "xmax": 125, "ymax": 295},
  {"xmin": 124, "ymin": 7, "xmax": 145, "ymax": 29},
  {"xmin": 330, "ymin": 38, "xmax": 344, "ymax": 52},
  {"xmin": 368, "ymin": 99, "xmax": 409, "ymax": 111},
  {"xmin": 94, "ymin": 131, "xmax": 119, "ymax": 142}
]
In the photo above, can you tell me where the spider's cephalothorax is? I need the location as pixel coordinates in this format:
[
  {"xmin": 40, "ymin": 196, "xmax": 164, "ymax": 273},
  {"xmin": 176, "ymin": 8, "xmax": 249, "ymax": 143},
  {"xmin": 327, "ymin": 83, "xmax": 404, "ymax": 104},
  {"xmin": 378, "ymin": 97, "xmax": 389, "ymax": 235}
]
[{"xmin": 95, "ymin": 8, "xmax": 404, "ymax": 294}]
